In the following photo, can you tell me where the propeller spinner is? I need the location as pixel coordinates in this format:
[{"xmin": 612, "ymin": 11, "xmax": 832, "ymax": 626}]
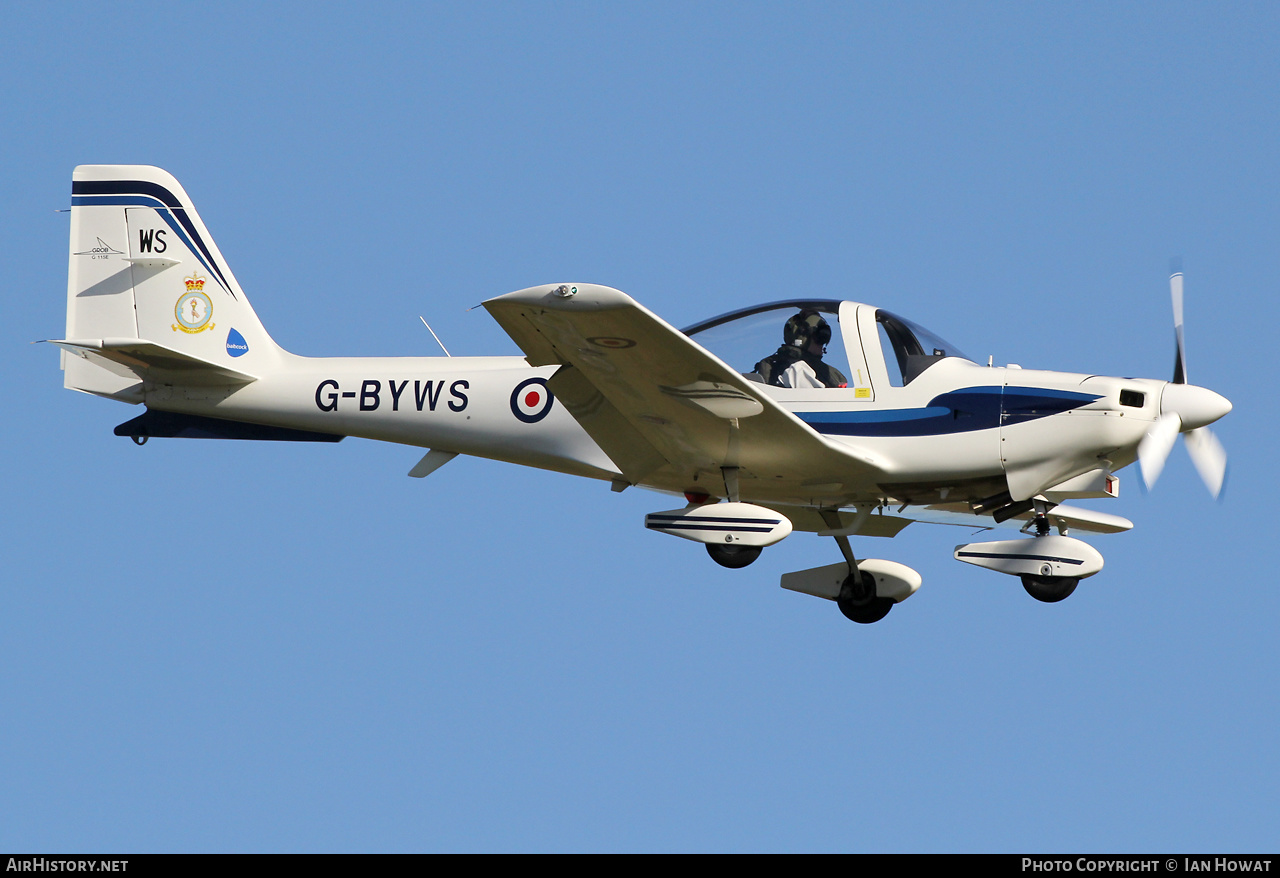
[{"xmin": 1137, "ymin": 266, "xmax": 1231, "ymax": 497}]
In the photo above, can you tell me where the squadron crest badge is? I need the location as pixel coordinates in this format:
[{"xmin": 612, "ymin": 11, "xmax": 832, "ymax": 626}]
[{"xmin": 173, "ymin": 272, "xmax": 215, "ymax": 334}]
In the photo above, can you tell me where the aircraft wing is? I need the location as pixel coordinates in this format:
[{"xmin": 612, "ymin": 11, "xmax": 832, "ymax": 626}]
[
  {"xmin": 895, "ymin": 501, "xmax": 1133, "ymax": 535},
  {"xmin": 774, "ymin": 500, "xmax": 1131, "ymax": 537},
  {"xmin": 483, "ymin": 284, "xmax": 888, "ymax": 497}
]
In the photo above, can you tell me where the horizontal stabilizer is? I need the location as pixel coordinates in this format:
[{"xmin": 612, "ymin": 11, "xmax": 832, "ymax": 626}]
[
  {"xmin": 47, "ymin": 338, "xmax": 257, "ymax": 386},
  {"xmin": 115, "ymin": 409, "xmax": 344, "ymax": 442}
]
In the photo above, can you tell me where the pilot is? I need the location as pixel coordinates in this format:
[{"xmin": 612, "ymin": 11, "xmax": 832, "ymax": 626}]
[{"xmin": 755, "ymin": 309, "xmax": 848, "ymax": 389}]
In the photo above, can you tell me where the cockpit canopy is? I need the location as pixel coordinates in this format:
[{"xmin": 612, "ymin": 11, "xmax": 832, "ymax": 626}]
[
  {"xmin": 875, "ymin": 310, "xmax": 971, "ymax": 386},
  {"xmin": 683, "ymin": 300, "xmax": 971, "ymax": 388},
  {"xmin": 683, "ymin": 300, "xmax": 851, "ymax": 388}
]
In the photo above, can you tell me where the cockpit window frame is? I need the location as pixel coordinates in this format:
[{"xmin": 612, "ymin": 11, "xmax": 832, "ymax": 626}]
[
  {"xmin": 681, "ymin": 299, "xmax": 852, "ymax": 391},
  {"xmin": 680, "ymin": 299, "xmax": 844, "ymax": 337}
]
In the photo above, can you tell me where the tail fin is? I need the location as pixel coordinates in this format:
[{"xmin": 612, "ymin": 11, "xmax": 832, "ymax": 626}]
[{"xmin": 62, "ymin": 165, "xmax": 281, "ymax": 399}]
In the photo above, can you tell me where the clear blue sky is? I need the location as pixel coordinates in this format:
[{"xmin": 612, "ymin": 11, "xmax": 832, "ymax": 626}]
[{"xmin": 3, "ymin": 2, "xmax": 1276, "ymax": 852}]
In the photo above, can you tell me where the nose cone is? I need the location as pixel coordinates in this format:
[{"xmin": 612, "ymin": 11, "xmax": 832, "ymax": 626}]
[{"xmin": 1161, "ymin": 383, "xmax": 1232, "ymax": 430}]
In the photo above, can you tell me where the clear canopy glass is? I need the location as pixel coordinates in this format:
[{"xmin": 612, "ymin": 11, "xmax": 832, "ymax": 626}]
[
  {"xmin": 683, "ymin": 300, "xmax": 973, "ymax": 389},
  {"xmin": 875, "ymin": 310, "xmax": 972, "ymax": 386},
  {"xmin": 683, "ymin": 300, "xmax": 852, "ymax": 388}
]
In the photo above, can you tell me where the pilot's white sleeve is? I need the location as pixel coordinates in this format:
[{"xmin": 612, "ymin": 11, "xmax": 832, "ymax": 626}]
[{"xmin": 780, "ymin": 360, "xmax": 824, "ymax": 389}]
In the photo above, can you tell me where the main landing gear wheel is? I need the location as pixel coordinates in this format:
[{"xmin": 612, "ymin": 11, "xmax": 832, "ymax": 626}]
[
  {"xmin": 837, "ymin": 595, "xmax": 893, "ymax": 624},
  {"xmin": 706, "ymin": 543, "xmax": 762, "ymax": 569},
  {"xmin": 836, "ymin": 572, "xmax": 893, "ymax": 624},
  {"xmin": 1021, "ymin": 574, "xmax": 1079, "ymax": 603}
]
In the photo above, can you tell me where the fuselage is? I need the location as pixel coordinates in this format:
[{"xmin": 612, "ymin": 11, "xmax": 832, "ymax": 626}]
[{"xmin": 141, "ymin": 300, "xmax": 1169, "ymax": 511}]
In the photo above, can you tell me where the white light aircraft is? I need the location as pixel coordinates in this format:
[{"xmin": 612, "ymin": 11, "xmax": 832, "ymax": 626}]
[{"xmin": 49, "ymin": 166, "xmax": 1232, "ymax": 623}]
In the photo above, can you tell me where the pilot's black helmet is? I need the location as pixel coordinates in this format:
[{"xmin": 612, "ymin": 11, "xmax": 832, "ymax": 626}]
[{"xmin": 784, "ymin": 309, "xmax": 832, "ymax": 349}]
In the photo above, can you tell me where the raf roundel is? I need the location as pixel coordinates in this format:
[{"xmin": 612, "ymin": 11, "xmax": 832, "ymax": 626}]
[{"xmin": 510, "ymin": 377, "xmax": 555, "ymax": 423}]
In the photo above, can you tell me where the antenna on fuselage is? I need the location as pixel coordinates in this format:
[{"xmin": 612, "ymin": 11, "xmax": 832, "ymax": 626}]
[{"xmin": 418, "ymin": 316, "xmax": 452, "ymax": 357}]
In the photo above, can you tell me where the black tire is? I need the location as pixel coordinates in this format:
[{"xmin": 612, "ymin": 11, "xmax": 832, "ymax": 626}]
[
  {"xmin": 1021, "ymin": 574, "xmax": 1079, "ymax": 603},
  {"xmin": 706, "ymin": 543, "xmax": 762, "ymax": 569},
  {"xmin": 837, "ymin": 596, "xmax": 894, "ymax": 624}
]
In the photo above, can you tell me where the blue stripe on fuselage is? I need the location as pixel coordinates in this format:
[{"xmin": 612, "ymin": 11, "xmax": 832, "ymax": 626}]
[{"xmin": 796, "ymin": 386, "xmax": 1100, "ymax": 437}]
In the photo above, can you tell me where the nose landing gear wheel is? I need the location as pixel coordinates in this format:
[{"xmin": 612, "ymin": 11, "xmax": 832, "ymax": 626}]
[
  {"xmin": 1021, "ymin": 574, "xmax": 1079, "ymax": 603},
  {"xmin": 706, "ymin": 543, "xmax": 762, "ymax": 569}
]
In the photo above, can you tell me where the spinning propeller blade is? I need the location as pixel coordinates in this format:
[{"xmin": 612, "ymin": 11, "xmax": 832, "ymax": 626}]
[
  {"xmin": 1170, "ymin": 261, "xmax": 1187, "ymax": 384},
  {"xmin": 1185, "ymin": 426, "xmax": 1228, "ymax": 499},
  {"xmin": 1140, "ymin": 264, "xmax": 1230, "ymax": 498},
  {"xmin": 1138, "ymin": 412, "xmax": 1181, "ymax": 491}
]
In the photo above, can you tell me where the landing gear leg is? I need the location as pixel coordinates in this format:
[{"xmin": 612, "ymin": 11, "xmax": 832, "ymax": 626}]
[
  {"xmin": 1019, "ymin": 500, "xmax": 1080, "ymax": 602},
  {"xmin": 1031, "ymin": 500, "xmax": 1051, "ymax": 537}
]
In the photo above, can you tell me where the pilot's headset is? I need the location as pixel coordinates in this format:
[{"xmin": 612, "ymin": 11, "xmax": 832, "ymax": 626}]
[{"xmin": 784, "ymin": 309, "xmax": 832, "ymax": 352}]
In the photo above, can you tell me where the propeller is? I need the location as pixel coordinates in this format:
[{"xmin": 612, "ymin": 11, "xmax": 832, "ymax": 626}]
[{"xmin": 1137, "ymin": 264, "xmax": 1231, "ymax": 497}]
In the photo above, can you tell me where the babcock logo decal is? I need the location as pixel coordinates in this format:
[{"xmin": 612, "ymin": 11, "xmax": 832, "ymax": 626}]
[
  {"xmin": 510, "ymin": 377, "xmax": 554, "ymax": 423},
  {"xmin": 226, "ymin": 328, "xmax": 249, "ymax": 357}
]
